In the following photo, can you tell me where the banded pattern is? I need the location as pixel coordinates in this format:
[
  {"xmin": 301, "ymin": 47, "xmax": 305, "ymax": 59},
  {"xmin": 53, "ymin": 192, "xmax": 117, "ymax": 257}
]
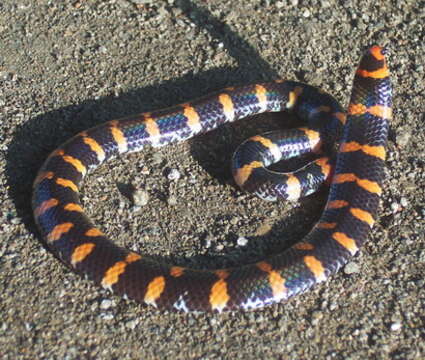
[{"xmin": 32, "ymin": 46, "xmax": 392, "ymax": 312}]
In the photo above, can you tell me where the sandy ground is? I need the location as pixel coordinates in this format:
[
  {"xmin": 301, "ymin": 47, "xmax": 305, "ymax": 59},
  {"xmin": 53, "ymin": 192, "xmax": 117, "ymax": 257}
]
[{"xmin": 1, "ymin": 0, "xmax": 424, "ymax": 359}]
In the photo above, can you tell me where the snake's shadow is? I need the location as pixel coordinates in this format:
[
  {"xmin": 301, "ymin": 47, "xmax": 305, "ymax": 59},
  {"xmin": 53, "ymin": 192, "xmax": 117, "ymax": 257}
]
[
  {"xmin": 5, "ymin": 0, "xmax": 327, "ymax": 270},
  {"xmin": 5, "ymin": 69, "xmax": 326, "ymax": 270}
]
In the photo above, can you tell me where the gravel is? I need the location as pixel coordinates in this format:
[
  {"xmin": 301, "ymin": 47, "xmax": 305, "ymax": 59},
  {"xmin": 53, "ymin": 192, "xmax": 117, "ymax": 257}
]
[{"xmin": 1, "ymin": 0, "xmax": 424, "ymax": 359}]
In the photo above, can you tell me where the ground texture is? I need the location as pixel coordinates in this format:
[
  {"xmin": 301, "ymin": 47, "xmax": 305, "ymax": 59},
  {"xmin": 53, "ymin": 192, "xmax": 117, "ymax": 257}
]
[{"xmin": 0, "ymin": 0, "xmax": 424, "ymax": 359}]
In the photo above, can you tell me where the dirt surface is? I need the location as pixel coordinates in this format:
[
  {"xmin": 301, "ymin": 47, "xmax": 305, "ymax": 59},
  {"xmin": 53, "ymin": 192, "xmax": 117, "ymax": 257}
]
[{"xmin": 1, "ymin": 0, "xmax": 424, "ymax": 359}]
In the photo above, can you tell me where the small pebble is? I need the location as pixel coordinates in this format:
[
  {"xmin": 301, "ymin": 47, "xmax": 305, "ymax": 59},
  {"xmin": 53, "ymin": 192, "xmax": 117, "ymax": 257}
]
[
  {"xmin": 98, "ymin": 45, "xmax": 107, "ymax": 54},
  {"xmin": 167, "ymin": 195, "xmax": 178, "ymax": 206},
  {"xmin": 344, "ymin": 262, "xmax": 360, "ymax": 275},
  {"xmin": 396, "ymin": 131, "xmax": 411, "ymax": 147},
  {"xmin": 329, "ymin": 301, "xmax": 338, "ymax": 311},
  {"xmin": 390, "ymin": 201, "xmax": 400, "ymax": 213},
  {"xmin": 10, "ymin": 217, "xmax": 21, "ymax": 225},
  {"xmin": 151, "ymin": 153, "xmax": 163, "ymax": 165},
  {"xmin": 129, "ymin": 0, "xmax": 153, "ymax": 4},
  {"xmin": 167, "ymin": 168, "xmax": 181, "ymax": 181},
  {"xmin": 237, "ymin": 236, "xmax": 248, "ymax": 246},
  {"xmin": 0, "ymin": 71, "xmax": 12, "ymax": 80},
  {"xmin": 100, "ymin": 313, "xmax": 114, "ymax": 321},
  {"xmin": 126, "ymin": 319, "xmax": 139, "ymax": 330},
  {"xmin": 390, "ymin": 322, "xmax": 402, "ymax": 331},
  {"xmin": 400, "ymin": 197, "xmax": 408, "ymax": 207},
  {"xmin": 204, "ymin": 236, "xmax": 213, "ymax": 249},
  {"xmin": 303, "ymin": 9, "xmax": 311, "ymax": 17},
  {"xmin": 216, "ymin": 244, "xmax": 224, "ymax": 251},
  {"xmin": 133, "ymin": 189, "xmax": 150, "ymax": 206},
  {"xmin": 140, "ymin": 166, "xmax": 150, "ymax": 175},
  {"xmin": 100, "ymin": 299, "xmax": 113, "ymax": 310},
  {"xmin": 311, "ymin": 310, "xmax": 323, "ymax": 325}
]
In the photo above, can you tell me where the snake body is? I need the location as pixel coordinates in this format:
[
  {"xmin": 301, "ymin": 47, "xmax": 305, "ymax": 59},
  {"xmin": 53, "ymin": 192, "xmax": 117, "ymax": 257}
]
[{"xmin": 32, "ymin": 46, "xmax": 392, "ymax": 312}]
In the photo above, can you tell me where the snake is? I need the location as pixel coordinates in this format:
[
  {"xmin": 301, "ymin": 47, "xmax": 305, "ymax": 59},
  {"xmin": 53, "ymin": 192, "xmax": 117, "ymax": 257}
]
[{"xmin": 32, "ymin": 46, "xmax": 392, "ymax": 312}]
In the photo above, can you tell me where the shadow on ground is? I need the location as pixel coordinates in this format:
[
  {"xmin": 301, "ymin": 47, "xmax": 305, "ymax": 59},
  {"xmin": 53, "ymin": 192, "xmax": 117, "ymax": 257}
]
[{"xmin": 5, "ymin": 0, "xmax": 325, "ymax": 269}]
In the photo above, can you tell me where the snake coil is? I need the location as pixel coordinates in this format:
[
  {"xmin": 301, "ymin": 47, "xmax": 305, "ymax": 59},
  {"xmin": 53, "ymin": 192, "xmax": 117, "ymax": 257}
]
[{"xmin": 32, "ymin": 46, "xmax": 392, "ymax": 312}]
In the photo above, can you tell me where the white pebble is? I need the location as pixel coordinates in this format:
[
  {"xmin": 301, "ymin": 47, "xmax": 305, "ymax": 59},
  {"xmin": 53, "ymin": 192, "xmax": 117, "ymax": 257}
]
[
  {"xmin": 400, "ymin": 197, "xmax": 408, "ymax": 207},
  {"xmin": 167, "ymin": 168, "xmax": 181, "ymax": 181},
  {"xmin": 98, "ymin": 45, "xmax": 107, "ymax": 54},
  {"xmin": 216, "ymin": 244, "xmax": 224, "ymax": 251},
  {"xmin": 100, "ymin": 313, "xmax": 114, "ymax": 321},
  {"xmin": 344, "ymin": 262, "xmax": 360, "ymax": 274},
  {"xmin": 133, "ymin": 189, "xmax": 150, "ymax": 206},
  {"xmin": 126, "ymin": 319, "xmax": 140, "ymax": 330},
  {"xmin": 167, "ymin": 195, "xmax": 178, "ymax": 206},
  {"xmin": 237, "ymin": 236, "xmax": 248, "ymax": 246},
  {"xmin": 397, "ymin": 131, "xmax": 411, "ymax": 147},
  {"xmin": 390, "ymin": 201, "xmax": 400, "ymax": 213},
  {"xmin": 100, "ymin": 299, "xmax": 113, "ymax": 310},
  {"xmin": 204, "ymin": 237, "xmax": 212, "ymax": 249},
  {"xmin": 390, "ymin": 322, "xmax": 402, "ymax": 331}
]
